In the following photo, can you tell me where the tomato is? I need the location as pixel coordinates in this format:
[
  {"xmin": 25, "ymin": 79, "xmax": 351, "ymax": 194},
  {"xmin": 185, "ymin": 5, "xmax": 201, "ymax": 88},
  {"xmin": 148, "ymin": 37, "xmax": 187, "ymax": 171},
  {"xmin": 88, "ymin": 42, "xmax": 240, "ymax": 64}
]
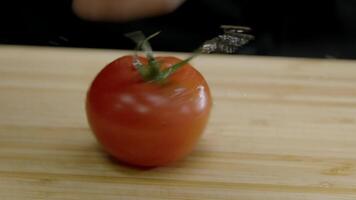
[{"xmin": 86, "ymin": 55, "xmax": 212, "ymax": 167}]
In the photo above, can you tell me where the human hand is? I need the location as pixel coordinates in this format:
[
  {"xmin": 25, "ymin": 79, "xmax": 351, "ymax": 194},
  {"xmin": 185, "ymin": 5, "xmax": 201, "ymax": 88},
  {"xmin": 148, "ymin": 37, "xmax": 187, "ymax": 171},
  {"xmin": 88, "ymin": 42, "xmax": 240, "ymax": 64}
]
[{"xmin": 72, "ymin": 0, "xmax": 185, "ymax": 22}]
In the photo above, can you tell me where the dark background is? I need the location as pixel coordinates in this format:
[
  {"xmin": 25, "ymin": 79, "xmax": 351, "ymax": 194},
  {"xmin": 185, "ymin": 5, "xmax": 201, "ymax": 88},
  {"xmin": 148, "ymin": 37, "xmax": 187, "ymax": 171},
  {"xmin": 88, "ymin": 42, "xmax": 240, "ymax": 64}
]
[{"xmin": 1, "ymin": 0, "xmax": 356, "ymax": 59}]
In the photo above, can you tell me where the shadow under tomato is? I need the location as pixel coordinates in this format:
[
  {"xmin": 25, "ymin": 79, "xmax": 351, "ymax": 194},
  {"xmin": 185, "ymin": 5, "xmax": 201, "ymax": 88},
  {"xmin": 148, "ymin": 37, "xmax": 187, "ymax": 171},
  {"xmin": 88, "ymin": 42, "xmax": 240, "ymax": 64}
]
[{"xmin": 106, "ymin": 154, "xmax": 157, "ymax": 171}]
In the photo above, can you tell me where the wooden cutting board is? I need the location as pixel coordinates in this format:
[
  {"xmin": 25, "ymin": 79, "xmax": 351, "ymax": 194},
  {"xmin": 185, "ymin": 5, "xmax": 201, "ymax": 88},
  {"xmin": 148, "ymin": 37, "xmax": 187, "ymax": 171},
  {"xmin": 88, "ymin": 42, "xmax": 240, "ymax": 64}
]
[{"xmin": 1, "ymin": 45, "xmax": 356, "ymax": 200}]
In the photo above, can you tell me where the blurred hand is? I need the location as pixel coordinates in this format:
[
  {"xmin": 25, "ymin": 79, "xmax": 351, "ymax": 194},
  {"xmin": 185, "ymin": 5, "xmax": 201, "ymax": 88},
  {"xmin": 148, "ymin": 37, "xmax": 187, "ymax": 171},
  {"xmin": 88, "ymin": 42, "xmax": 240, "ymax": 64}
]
[{"xmin": 72, "ymin": 0, "xmax": 185, "ymax": 22}]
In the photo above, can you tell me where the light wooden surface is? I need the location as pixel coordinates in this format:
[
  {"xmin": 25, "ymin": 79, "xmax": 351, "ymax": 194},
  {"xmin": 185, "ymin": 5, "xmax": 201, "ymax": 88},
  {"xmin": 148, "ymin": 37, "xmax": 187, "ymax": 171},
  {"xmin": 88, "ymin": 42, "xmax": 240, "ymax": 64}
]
[{"xmin": 1, "ymin": 45, "xmax": 356, "ymax": 200}]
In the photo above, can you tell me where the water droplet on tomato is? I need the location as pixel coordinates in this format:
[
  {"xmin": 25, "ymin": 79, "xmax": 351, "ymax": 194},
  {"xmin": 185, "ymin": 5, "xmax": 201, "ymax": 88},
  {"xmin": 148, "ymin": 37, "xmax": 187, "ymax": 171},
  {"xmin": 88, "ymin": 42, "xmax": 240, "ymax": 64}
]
[
  {"xmin": 196, "ymin": 85, "xmax": 208, "ymax": 112},
  {"xmin": 120, "ymin": 94, "xmax": 135, "ymax": 104},
  {"xmin": 145, "ymin": 94, "xmax": 168, "ymax": 106},
  {"xmin": 136, "ymin": 104, "xmax": 150, "ymax": 114}
]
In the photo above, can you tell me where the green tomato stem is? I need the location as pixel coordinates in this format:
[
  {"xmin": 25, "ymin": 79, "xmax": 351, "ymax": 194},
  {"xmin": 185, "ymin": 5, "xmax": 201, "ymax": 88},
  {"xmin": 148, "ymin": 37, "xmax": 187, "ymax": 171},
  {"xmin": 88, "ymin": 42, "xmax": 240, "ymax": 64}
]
[{"xmin": 126, "ymin": 31, "xmax": 199, "ymax": 83}]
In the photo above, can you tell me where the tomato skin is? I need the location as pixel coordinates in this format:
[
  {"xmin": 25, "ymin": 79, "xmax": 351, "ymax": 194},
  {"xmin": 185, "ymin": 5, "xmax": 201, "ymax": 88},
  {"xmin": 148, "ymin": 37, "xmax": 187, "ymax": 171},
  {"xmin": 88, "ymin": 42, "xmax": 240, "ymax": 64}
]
[{"xmin": 86, "ymin": 55, "xmax": 212, "ymax": 167}]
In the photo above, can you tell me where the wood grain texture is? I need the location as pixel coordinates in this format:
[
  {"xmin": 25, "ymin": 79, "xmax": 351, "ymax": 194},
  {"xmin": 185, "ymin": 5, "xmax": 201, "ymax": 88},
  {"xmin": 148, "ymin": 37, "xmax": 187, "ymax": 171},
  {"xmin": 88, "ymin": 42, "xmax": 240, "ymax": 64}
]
[{"xmin": 1, "ymin": 45, "xmax": 356, "ymax": 199}]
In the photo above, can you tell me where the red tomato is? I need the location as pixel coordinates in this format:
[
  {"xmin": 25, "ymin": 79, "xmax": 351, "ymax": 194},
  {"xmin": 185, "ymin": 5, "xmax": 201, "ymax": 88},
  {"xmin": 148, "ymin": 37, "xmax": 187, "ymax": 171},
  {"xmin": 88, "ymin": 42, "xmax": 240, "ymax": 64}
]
[{"xmin": 86, "ymin": 55, "xmax": 212, "ymax": 167}]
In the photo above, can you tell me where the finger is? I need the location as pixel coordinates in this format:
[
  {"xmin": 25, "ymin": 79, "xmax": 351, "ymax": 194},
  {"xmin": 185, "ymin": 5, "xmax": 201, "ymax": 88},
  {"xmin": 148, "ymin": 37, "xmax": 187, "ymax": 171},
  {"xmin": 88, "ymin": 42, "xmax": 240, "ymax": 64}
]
[{"xmin": 72, "ymin": 0, "xmax": 185, "ymax": 22}]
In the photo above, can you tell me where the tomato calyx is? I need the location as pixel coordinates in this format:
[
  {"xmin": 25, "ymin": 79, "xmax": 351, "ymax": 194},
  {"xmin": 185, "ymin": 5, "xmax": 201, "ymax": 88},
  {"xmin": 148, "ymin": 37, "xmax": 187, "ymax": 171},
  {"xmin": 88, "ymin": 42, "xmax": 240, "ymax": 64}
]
[{"xmin": 125, "ymin": 31, "xmax": 198, "ymax": 83}]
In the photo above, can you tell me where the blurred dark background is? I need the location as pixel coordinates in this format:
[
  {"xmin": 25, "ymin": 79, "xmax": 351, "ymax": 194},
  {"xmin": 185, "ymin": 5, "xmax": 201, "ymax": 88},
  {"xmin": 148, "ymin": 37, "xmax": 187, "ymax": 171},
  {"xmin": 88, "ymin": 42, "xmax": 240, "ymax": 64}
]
[{"xmin": 1, "ymin": 0, "xmax": 356, "ymax": 59}]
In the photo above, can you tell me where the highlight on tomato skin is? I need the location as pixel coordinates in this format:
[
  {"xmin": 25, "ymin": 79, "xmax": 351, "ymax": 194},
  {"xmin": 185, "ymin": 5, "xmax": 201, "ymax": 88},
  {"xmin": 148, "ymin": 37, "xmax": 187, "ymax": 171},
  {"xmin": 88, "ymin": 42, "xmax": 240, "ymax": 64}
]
[{"xmin": 86, "ymin": 55, "xmax": 212, "ymax": 167}]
